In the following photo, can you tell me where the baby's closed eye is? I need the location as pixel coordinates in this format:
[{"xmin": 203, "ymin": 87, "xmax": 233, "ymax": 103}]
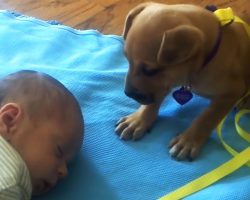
[{"xmin": 55, "ymin": 145, "xmax": 64, "ymax": 158}]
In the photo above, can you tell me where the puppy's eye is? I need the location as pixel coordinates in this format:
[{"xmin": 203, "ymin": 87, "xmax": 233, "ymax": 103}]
[{"xmin": 141, "ymin": 65, "xmax": 160, "ymax": 76}]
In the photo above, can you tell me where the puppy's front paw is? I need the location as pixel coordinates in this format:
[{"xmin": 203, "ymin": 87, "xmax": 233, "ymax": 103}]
[
  {"xmin": 168, "ymin": 131, "xmax": 209, "ymax": 161},
  {"xmin": 115, "ymin": 111, "xmax": 155, "ymax": 141}
]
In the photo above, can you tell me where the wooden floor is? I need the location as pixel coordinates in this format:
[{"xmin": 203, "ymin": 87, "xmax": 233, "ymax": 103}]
[{"xmin": 0, "ymin": 0, "xmax": 249, "ymax": 35}]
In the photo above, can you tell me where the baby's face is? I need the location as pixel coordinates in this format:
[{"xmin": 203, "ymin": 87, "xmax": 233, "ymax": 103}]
[{"xmin": 14, "ymin": 114, "xmax": 83, "ymax": 195}]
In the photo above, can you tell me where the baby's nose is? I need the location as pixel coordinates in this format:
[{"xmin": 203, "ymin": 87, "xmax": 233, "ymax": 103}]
[{"xmin": 58, "ymin": 163, "xmax": 68, "ymax": 179}]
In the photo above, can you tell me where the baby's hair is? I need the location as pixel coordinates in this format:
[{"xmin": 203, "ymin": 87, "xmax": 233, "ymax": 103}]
[{"xmin": 0, "ymin": 70, "xmax": 83, "ymax": 126}]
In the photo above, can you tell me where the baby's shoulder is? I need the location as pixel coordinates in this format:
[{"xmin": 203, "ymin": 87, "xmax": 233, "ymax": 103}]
[{"xmin": 0, "ymin": 136, "xmax": 32, "ymax": 197}]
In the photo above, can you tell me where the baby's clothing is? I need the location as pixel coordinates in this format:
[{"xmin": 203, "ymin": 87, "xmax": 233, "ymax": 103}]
[{"xmin": 0, "ymin": 136, "xmax": 32, "ymax": 200}]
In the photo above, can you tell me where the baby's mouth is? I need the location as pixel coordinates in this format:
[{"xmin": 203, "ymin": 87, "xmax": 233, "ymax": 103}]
[
  {"xmin": 33, "ymin": 180, "xmax": 54, "ymax": 195},
  {"xmin": 41, "ymin": 180, "xmax": 54, "ymax": 193}
]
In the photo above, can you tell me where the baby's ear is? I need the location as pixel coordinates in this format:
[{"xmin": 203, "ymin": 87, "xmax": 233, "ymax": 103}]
[
  {"xmin": 0, "ymin": 103, "xmax": 22, "ymax": 140},
  {"xmin": 157, "ymin": 25, "xmax": 204, "ymax": 65}
]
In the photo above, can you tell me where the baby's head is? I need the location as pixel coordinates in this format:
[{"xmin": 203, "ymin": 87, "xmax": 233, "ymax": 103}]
[{"xmin": 0, "ymin": 70, "xmax": 84, "ymax": 195}]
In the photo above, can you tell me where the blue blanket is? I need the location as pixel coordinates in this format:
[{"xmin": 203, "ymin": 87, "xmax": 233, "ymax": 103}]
[{"xmin": 0, "ymin": 10, "xmax": 249, "ymax": 200}]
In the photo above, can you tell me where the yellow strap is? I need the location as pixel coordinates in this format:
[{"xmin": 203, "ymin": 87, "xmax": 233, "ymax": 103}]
[
  {"xmin": 234, "ymin": 16, "xmax": 250, "ymax": 38},
  {"xmin": 158, "ymin": 147, "xmax": 250, "ymax": 200},
  {"xmin": 214, "ymin": 7, "xmax": 250, "ymax": 37},
  {"xmin": 235, "ymin": 109, "xmax": 250, "ymax": 143},
  {"xmin": 159, "ymin": 110, "xmax": 250, "ymax": 200},
  {"xmin": 217, "ymin": 110, "xmax": 250, "ymax": 167},
  {"xmin": 216, "ymin": 117, "xmax": 239, "ymax": 156},
  {"xmin": 214, "ymin": 7, "xmax": 234, "ymax": 26}
]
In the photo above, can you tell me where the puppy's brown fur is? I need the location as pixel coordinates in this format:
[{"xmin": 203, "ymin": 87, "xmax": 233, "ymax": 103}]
[{"xmin": 115, "ymin": 2, "xmax": 250, "ymax": 160}]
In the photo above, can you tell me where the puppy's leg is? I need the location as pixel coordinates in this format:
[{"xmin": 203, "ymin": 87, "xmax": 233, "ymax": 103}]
[
  {"xmin": 115, "ymin": 101, "xmax": 162, "ymax": 140},
  {"xmin": 169, "ymin": 96, "xmax": 239, "ymax": 161}
]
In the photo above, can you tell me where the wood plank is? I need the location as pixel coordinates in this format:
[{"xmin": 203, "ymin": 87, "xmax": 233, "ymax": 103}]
[
  {"xmin": 73, "ymin": 0, "xmax": 250, "ymax": 34},
  {"xmin": 0, "ymin": 0, "xmax": 249, "ymax": 34}
]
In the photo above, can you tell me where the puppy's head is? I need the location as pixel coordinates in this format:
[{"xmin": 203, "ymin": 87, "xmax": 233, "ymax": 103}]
[{"xmin": 123, "ymin": 3, "xmax": 205, "ymax": 104}]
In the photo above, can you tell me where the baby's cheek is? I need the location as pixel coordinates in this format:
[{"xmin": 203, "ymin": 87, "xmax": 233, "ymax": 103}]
[{"xmin": 43, "ymin": 157, "xmax": 60, "ymax": 178}]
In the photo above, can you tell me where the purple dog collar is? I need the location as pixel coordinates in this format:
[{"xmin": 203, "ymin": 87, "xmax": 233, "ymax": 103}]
[{"xmin": 203, "ymin": 5, "xmax": 222, "ymax": 66}]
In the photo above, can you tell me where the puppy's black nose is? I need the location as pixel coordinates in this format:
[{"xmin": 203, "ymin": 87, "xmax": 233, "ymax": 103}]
[
  {"xmin": 125, "ymin": 89, "xmax": 145, "ymax": 100},
  {"xmin": 124, "ymin": 89, "xmax": 154, "ymax": 105}
]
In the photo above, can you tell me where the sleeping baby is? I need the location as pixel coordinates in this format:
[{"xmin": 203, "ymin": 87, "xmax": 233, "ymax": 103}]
[{"xmin": 0, "ymin": 70, "xmax": 84, "ymax": 199}]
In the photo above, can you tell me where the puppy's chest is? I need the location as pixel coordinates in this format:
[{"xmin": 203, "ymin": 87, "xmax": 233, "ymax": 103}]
[
  {"xmin": 189, "ymin": 71, "xmax": 233, "ymax": 98},
  {"xmin": 191, "ymin": 84, "xmax": 217, "ymax": 99}
]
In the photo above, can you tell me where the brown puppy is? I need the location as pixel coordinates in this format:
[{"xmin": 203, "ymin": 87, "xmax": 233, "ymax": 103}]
[{"xmin": 115, "ymin": 2, "xmax": 250, "ymax": 161}]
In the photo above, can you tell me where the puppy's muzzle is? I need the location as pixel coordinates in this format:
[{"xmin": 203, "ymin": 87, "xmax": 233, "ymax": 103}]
[{"xmin": 124, "ymin": 85, "xmax": 154, "ymax": 105}]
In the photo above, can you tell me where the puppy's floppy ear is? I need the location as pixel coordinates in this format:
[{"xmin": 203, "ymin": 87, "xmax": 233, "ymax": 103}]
[
  {"xmin": 157, "ymin": 25, "xmax": 204, "ymax": 65},
  {"xmin": 123, "ymin": 3, "xmax": 149, "ymax": 39}
]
